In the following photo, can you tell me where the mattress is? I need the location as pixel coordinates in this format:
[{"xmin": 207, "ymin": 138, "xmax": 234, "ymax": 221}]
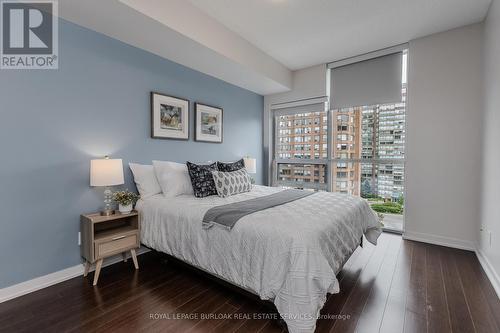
[{"xmin": 137, "ymin": 185, "xmax": 381, "ymax": 333}]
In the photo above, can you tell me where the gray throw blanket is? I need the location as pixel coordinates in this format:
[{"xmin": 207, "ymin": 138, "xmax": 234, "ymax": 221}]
[{"xmin": 203, "ymin": 189, "xmax": 314, "ymax": 230}]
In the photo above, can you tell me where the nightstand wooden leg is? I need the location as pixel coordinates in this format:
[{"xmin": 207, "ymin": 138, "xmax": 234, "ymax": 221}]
[
  {"xmin": 130, "ymin": 249, "xmax": 139, "ymax": 269},
  {"xmin": 93, "ymin": 259, "xmax": 103, "ymax": 286},
  {"xmin": 83, "ymin": 261, "xmax": 91, "ymax": 277},
  {"xmin": 122, "ymin": 252, "xmax": 128, "ymax": 262}
]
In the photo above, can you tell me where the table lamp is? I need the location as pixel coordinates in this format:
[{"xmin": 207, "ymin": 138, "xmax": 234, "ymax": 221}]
[
  {"xmin": 90, "ymin": 156, "xmax": 124, "ymax": 216},
  {"xmin": 243, "ymin": 157, "xmax": 257, "ymax": 183}
]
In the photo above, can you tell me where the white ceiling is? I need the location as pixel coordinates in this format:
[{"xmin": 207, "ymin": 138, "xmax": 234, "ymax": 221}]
[
  {"xmin": 188, "ymin": 0, "xmax": 492, "ymax": 70},
  {"xmin": 59, "ymin": 0, "xmax": 492, "ymax": 95}
]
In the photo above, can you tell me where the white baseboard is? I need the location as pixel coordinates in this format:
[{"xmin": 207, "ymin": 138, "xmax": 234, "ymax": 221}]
[
  {"xmin": 0, "ymin": 247, "xmax": 150, "ymax": 303},
  {"xmin": 0, "ymin": 264, "xmax": 85, "ymax": 304},
  {"xmin": 402, "ymin": 231, "xmax": 475, "ymax": 251},
  {"xmin": 475, "ymin": 248, "xmax": 500, "ymax": 298}
]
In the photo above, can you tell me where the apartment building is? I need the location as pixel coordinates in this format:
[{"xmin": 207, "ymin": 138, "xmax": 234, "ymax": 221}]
[
  {"xmin": 331, "ymin": 108, "xmax": 362, "ymax": 195},
  {"xmin": 276, "ymin": 112, "xmax": 328, "ymax": 189},
  {"xmin": 275, "ymin": 87, "xmax": 406, "ymax": 201}
]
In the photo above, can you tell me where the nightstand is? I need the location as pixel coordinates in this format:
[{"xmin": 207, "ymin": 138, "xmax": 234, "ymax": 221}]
[{"xmin": 80, "ymin": 211, "xmax": 140, "ymax": 285}]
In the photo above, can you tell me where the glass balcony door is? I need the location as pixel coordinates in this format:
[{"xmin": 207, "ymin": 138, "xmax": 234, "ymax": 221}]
[{"xmin": 330, "ymin": 99, "xmax": 406, "ymax": 233}]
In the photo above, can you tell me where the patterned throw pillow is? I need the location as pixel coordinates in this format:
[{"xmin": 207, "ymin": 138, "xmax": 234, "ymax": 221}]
[
  {"xmin": 212, "ymin": 169, "xmax": 252, "ymax": 198},
  {"xmin": 217, "ymin": 159, "xmax": 245, "ymax": 172},
  {"xmin": 186, "ymin": 162, "xmax": 218, "ymax": 198}
]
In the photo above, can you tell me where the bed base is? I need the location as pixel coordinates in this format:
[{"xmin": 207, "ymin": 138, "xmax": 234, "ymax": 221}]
[
  {"xmin": 149, "ymin": 248, "xmax": 275, "ymax": 304},
  {"xmin": 142, "ymin": 236, "xmax": 363, "ymax": 332}
]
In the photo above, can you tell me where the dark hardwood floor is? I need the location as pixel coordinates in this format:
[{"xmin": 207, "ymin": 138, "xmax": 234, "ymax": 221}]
[{"xmin": 1, "ymin": 233, "xmax": 499, "ymax": 333}]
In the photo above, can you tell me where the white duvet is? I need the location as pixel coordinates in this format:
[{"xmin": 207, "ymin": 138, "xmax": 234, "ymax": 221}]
[{"xmin": 137, "ymin": 185, "xmax": 381, "ymax": 333}]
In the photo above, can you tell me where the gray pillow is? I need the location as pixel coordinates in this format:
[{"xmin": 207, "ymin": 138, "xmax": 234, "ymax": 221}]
[{"xmin": 212, "ymin": 169, "xmax": 252, "ymax": 198}]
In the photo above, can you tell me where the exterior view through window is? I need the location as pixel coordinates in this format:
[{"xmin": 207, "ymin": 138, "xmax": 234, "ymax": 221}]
[{"xmin": 273, "ymin": 51, "xmax": 407, "ymax": 232}]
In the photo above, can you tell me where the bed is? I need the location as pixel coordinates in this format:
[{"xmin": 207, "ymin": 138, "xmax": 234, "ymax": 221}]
[{"xmin": 137, "ymin": 185, "xmax": 381, "ymax": 333}]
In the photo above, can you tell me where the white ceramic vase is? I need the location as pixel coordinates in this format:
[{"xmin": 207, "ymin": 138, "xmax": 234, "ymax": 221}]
[{"xmin": 119, "ymin": 203, "xmax": 133, "ymax": 214}]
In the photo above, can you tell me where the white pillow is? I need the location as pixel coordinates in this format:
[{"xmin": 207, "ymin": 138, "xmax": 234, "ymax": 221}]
[
  {"xmin": 129, "ymin": 163, "xmax": 162, "ymax": 199},
  {"xmin": 153, "ymin": 160, "xmax": 194, "ymax": 197}
]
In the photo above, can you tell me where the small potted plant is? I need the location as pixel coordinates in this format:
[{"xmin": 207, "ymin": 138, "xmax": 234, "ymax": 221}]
[{"xmin": 113, "ymin": 190, "xmax": 140, "ymax": 214}]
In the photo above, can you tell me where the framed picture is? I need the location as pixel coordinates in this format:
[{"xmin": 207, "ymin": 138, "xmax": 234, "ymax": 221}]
[
  {"xmin": 195, "ymin": 103, "xmax": 223, "ymax": 143},
  {"xmin": 151, "ymin": 92, "xmax": 189, "ymax": 140}
]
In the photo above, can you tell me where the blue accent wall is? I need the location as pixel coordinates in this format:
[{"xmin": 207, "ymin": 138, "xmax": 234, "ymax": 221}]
[{"xmin": 0, "ymin": 20, "xmax": 263, "ymax": 288}]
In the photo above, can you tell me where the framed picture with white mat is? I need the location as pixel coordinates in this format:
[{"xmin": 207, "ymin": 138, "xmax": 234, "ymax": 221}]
[
  {"xmin": 195, "ymin": 103, "xmax": 223, "ymax": 143},
  {"xmin": 151, "ymin": 92, "xmax": 189, "ymax": 140}
]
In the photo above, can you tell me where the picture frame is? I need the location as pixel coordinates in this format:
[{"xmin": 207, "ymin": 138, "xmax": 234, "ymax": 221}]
[
  {"xmin": 151, "ymin": 92, "xmax": 189, "ymax": 140},
  {"xmin": 195, "ymin": 103, "xmax": 223, "ymax": 143}
]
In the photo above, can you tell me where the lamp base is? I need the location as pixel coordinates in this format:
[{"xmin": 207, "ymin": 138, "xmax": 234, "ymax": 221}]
[
  {"xmin": 101, "ymin": 187, "xmax": 115, "ymax": 216},
  {"xmin": 100, "ymin": 209, "xmax": 115, "ymax": 216}
]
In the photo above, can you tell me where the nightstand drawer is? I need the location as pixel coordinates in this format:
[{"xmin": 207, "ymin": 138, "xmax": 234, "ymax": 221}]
[{"xmin": 95, "ymin": 233, "xmax": 138, "ymax": 259}]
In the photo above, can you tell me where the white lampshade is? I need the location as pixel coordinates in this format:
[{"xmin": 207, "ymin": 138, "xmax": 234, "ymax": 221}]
[
  {"xmin": 90, "ymin": 158, "xmax": 124, "ymax": 187},
  {"xmin": 243, "ymin": 157, "xmax": 257, "ymax": 174}
]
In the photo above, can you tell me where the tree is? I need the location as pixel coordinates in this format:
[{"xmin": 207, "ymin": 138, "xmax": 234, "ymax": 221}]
[{"xmin": 361, "ymin": 179, "xmax": 372, "ymax": 197}]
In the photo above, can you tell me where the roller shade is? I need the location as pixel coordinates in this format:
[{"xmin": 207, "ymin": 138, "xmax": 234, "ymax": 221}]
[
  {"xmin": 330, "ymin": 52, "xmax": 402, "ymax": 109},
  {"xmin": 273, "ymin": 102, "xmax": 326, "ymax": 117}
]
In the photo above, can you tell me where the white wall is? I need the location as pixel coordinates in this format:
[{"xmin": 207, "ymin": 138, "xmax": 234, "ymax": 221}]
[
  {"xmin": 263, "ymin": 65, "xmax": 328, "ymax": 184},
  {"xmin": 405, "ymin": 23, "xmax": 483, "ymax": 250},
  {"xmin": 479, "ymin": 0, "xmax": 500, "ymax": 288}
]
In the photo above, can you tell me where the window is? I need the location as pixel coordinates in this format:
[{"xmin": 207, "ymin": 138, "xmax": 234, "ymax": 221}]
[
  {"xmin": 330, "ymin": 96, "xmax": 406, "ymax": 194},
  {"xmin": 274, "ymin": 107, "xmax": 328, "ymax": 191},
  {"xmin": 273, "ymin": 49, "xmax": 407, "ymax": 231},
  {"xmin": 329, "ymin": 49, "xmax": 408, "ymax": 232},
  {"xmin": 337, "ymin": 114, "xmax": 349, "ymax": 122},
  {"xmin": 273, "ymin": 101, "xmax": 405, "ymax": 196}
]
